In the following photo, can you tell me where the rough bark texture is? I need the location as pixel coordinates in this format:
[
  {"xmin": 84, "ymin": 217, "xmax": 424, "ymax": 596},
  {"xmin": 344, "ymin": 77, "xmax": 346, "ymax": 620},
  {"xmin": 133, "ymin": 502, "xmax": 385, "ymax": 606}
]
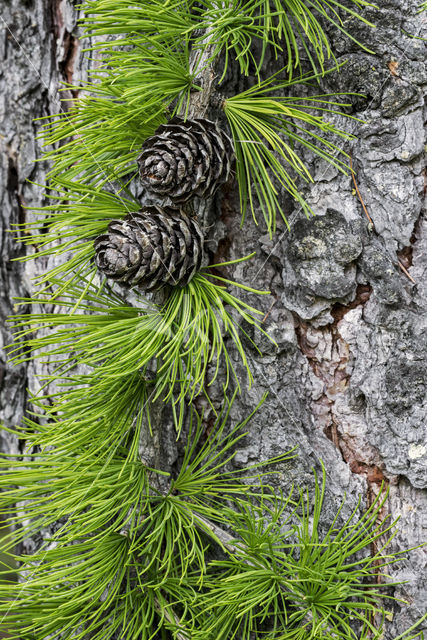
[{"xmin": 0, "ymin": 1, "xmax": 426, "ymax": 639}]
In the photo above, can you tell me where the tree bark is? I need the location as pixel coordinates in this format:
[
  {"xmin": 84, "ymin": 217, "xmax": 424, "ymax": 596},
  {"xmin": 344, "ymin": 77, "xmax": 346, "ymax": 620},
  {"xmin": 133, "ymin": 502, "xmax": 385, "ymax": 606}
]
[{"xmin": 0, "ymin": 1, "xmax": 426, "ymax": 638}]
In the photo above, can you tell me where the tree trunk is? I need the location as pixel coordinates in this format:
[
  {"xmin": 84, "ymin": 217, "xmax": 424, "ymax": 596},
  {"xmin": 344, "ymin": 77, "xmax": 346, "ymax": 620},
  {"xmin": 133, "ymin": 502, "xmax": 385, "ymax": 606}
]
[{"xmin": 0, "ymin": 1, "xmax": 425, "ymax": 638}]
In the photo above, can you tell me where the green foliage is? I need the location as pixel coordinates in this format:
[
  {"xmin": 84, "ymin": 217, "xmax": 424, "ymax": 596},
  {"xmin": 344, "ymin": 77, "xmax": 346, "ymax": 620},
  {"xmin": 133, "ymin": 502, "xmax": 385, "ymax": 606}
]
[
  {"xmin": 0, "ymin": 396, "xmax": 294, "ymax": 639},
  {"xmin": 191, "ymin": 0, "xmax": 375, "ymax": 80},
  {"xmin": 81, "ymin": 0, "xmax": 195, "ymax": 40},
  {"xmin": 178, "ymin": 471, "xmax": 407, "ymax": 640},
  {"xmin": 23, "ymin": 370, "xmax": 152, "ymax": 461},
  {"xmin": 39, "ymin": 101, "xmax": 161, "ymax": 187},
  {"xmin": 192, "ymin": 0, "xmax": 273, "ymax": 81},
  {"xmin": 0, "ymin": 453, "xmax": 150, "ymax": 547},
  {"xmin": 38, "ymin": 39, "xmax": 198, "ymax": 188},
  {"xmin": 81, "ymin": 0, "xmax": 375, "ymax": 80},
  {"xmin": 29, "ymin": 0, "xmax": 374, "ymax": 236},
  {"xmin": 9, "ymin": 260, "xmax": 272, "ymax": 429},
  {"xmin": 224, "ymin": 69, "xmax": 357, "ymax": 230},
  {"xmin": 1, "ymin": 396, "xmax": 418, "ymax": 640},
  {"xmin": 16, "ymin": 185, "xmax": 140, "ymax": 295},
  {"xmin": 261, "ymin": 0, "xmax": 375, "ymax": 78},
  {"xmin": 0, "ymin": 535, "xmax": 173, "ymax": 640}
]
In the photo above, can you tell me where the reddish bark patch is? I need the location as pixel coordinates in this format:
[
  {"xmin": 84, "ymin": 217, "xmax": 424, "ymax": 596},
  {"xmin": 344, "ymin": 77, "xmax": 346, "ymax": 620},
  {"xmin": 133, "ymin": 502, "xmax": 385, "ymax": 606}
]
[
  {"xmin": 59, "ymin": 31, "xmax": 79, "ymax": 95},
  {"xmin": 330, "ymin": 284, "xmax": 372, "ymax": 324}
]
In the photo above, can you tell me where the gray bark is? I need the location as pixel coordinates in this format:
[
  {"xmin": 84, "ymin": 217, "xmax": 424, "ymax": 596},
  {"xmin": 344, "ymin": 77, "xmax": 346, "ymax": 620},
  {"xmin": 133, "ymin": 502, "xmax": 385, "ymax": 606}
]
[{"xmin": 0, "ymin": 0, "xmax": 426, "ymax": 638}]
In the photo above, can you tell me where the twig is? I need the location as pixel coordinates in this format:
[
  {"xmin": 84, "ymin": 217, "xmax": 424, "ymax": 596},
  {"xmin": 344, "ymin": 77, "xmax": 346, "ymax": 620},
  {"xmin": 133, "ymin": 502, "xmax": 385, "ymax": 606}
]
[
  {"xmin": 349, "ymin": 156, "xmax": 374, "ymax": 228},
  {"xmin": 192, "ymin": 511, "xmax": 314, "ymax": 625},
  {"xmin": 183, "ymin": 30, "xmax": 218, "ymax": 120},
  {"xmin": 397, "ymin": 260, "xmax": 416, "ymax": 284},
  {"xmin": 193, "ymin": 511, "xmax": 241, "ymax": 554},
  {"xmin": 262, "ymin": 298, "xmax": 277, "ymax": 323},
  {"xmin": 154, "ymin": 597, "xmax": 190, "ymax": 640},
  {"xmin": 145, "ymin": 42, "xmax": 225, "ymax": 640}
]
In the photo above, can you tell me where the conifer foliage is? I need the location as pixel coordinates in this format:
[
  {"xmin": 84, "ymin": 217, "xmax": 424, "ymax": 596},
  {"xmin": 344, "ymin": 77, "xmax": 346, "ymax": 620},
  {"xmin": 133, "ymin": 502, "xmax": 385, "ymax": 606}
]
[{"xmin": 1, "ymin": 0, "xmax": 425, "ymax": 639}]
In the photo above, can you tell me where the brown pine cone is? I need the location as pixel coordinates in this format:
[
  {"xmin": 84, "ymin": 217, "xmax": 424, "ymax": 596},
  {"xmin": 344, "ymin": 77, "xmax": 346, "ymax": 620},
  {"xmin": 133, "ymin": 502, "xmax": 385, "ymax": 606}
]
[
  {"xmin": 94, "ymin": 206, "xmax": 204, "ymax": 291},
  {"xmin": 137, "ymin": 117, "xmax": 233, "ymax": 204}
]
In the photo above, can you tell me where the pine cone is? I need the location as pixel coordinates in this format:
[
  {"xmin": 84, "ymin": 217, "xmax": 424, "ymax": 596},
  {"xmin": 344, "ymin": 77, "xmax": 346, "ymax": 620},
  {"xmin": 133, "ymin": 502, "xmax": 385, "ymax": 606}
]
[
  {"xmin": 138, "ymin": 117, "xmax": 233, "ymax": 204},
  {"xmin": 94, "ymin": 206, "xmax": 204, "ymax": 291}
]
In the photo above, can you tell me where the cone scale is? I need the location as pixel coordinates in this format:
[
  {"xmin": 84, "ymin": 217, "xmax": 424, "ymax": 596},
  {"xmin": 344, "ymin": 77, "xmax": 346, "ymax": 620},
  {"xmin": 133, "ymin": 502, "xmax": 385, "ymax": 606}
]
[
  {"xmin": 138, "ymin": 117, "xmax": 233, "ymax": 204},
  {"xmin": 94, "ymin": 206, "xmax": 204, "ymax": 291}
]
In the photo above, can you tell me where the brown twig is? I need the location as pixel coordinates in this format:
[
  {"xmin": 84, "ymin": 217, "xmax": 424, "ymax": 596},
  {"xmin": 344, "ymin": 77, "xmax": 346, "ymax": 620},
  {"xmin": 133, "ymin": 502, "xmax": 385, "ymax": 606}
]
[
  {"xmin": 262, "ymin": 298, "xmax": 277, "ymax": 323},
  {"xmin": 397, "ymin": 260, "xmax": 416, "ymax": 284},
  {"xmin": 349, "ymin": 156, "xmax": 374, "ymax": 228}
]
